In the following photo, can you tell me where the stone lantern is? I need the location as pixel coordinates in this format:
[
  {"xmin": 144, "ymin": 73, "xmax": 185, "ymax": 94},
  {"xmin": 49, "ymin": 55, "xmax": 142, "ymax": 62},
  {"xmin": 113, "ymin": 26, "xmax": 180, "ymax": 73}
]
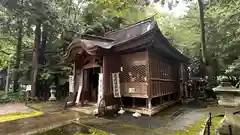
[
  {"xmin": 213, "ymin": 77, "xmax": 240, "ymax": 134},
  {"xmin": 48, "ymin": 83, "xmax": 57, "ymax": 101}
]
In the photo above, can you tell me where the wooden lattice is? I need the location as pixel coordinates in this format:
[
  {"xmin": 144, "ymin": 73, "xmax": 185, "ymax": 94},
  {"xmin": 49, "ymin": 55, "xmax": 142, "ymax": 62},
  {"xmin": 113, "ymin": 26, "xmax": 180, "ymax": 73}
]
[
  {"xmin": 120, "ymin": 52, "xmax": 147, "ymax": 83},
  {"xmin": 121, "ymin": 64, "xmax": 147, "ymax": 83}
]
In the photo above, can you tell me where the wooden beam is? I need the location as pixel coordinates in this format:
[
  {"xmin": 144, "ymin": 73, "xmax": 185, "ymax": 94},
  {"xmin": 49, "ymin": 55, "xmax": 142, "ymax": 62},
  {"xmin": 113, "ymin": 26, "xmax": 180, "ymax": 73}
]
[
  {"xmin": 149, "ymin": 78, "xmax": 176, "ymax": 82},
  {"xmin": 83, "ymin": 63, "xmax": 101, "ymax": 69}
]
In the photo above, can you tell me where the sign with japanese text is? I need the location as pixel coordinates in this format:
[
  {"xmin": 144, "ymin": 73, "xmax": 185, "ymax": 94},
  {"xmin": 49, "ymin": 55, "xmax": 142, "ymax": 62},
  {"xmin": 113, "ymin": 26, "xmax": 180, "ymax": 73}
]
[
  {"xmin": 69, "ymin": 75, "xmax": 74, "ymax": 93},
  {"xmin": 112, "ymin": 72, "xmax": 121, "ymax": 98},
  {"xmin": 97, "ymin": 73, "xmax": 104, "ymax": 105}
]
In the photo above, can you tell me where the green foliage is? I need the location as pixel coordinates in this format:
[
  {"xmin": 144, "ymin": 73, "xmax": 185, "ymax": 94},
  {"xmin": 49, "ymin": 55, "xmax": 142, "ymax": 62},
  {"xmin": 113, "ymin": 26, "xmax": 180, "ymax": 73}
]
[
  {"xmin": 1, "ymin": 0, "xmax": 239, "ymax": 91},
  {"xmin": 151, "ymin": 0, "xmax": 240, "ymax": 77},
  {"xmin": 0, "ymin": 35, "xmax": 15, "ymax": 67},
  {"xmin": 204, "ymin": 1, "xmax": 240, "ymax": 72},
  {"xmin": 225, "ymin": 57, "xmax": 240, "ymax": 76},
  {"xmin": 0, "ymin": 92, "xmax": 25, "ymax": 104},
  {"xmin": 1, "ymin": 0, "xmax": 150, "ymax": 94},
  {"xmin": 0, "ymin": 0, "xmax": 147, "ymax": 90}
]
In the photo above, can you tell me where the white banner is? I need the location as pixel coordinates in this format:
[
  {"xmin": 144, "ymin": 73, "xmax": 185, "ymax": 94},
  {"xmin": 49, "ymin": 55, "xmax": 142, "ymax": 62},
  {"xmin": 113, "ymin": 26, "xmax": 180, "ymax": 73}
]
[
  {"xmin": 75, "ymin": 70, "xmax": 83, "ymax": 104},
  {"xmin": 69, "ymin": 75, "xmax": 74, "ymax": 93},
  {"xmin": 112, "ymin": 72, "xmax": 121, "ymax": 98},
  {"xmin": 97, "ymin": 73, "xmax": 104, "ymax": 105}
]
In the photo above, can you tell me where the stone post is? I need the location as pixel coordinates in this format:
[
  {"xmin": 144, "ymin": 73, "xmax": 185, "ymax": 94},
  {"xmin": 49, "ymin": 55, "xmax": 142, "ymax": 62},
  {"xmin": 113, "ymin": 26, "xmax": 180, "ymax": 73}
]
[{"xmin": 213, "ymin": 77, "xmax": 240, "ymax": 134}]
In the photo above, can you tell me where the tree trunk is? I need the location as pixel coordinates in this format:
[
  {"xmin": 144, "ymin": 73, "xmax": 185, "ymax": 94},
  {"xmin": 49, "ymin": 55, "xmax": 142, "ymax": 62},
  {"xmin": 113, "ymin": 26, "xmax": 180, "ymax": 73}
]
[
  {"xmin": 31, "ymin": 22, "xmax": 41, "ymax": 97},
  {"xmin": 13, "ymin": 19, "xmax": 23, "ymax": 92},
  {"xmin": 198, "ymin": 0, "xmax": 207, "ymax": 65},
  {"xmin": 39, "ymin": 24, "xmax": 47, "ymax": 65},
  {"xmin": 5, "ymin": 61, "xmax": 11, "ymax": 93}
]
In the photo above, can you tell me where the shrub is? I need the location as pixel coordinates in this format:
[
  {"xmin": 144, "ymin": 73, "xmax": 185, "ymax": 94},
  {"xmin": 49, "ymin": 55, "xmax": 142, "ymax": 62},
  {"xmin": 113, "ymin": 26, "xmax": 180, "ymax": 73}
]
[{"xmin": 0, "ymin": 92, "xmax": 25, "ymax": 104}]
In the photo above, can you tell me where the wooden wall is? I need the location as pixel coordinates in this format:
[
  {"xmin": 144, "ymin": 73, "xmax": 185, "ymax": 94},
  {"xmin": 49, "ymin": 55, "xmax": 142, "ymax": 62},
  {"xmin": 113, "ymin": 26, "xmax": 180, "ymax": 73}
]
[
  {"xmin": 119, "ymin": 51, "xmax": 148, "ymax": 98},
  {"xmin": 103, "ymin": 55, "xmax": 121, "ymax": 106},
  {"xmin": 148, "ymin": 49, "xmax": 180, "ymax": 99}
]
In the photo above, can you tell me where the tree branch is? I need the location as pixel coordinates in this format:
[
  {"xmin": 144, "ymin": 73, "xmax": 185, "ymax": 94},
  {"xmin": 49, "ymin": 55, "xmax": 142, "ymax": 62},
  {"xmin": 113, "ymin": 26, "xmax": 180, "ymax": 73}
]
[{"xmin": 0, "ymin": 50, "xmax": 10, "ymax": 55}]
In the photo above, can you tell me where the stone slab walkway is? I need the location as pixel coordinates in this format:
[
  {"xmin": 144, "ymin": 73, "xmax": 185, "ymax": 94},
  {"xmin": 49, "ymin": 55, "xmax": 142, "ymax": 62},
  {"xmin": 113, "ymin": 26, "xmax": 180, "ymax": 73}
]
[
  {"xmin": 0, "ymin": 110, "xmax": 92, "ymax": 135},
  {"xmin": 28, "ymin": 101, "xmax": 65, "ymax": 114},
  {"xmin": 75, "ymin": 117, "xmax": 159, "ymax": 135},
  {"xmin": 73, "ymin": 101, "xmax": 209, "ymax": 135},
  {"xmin": 0, "ymin": 100, "xmax": 223, "ymax": 135},
  {"xmin": 0, "ymin": 103, "xmax": 34, "ymax": 115}
]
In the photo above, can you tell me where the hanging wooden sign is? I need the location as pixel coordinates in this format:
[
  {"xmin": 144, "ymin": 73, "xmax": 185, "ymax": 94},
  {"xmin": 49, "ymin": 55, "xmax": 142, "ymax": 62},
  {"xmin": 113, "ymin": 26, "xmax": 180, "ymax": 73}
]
[
  {"xmin": 97, "ymin": 73, "xmax": 104, "ymax": 105},
  {"xmin": 112, "ymin": 72, "xmax": 121, "ymax": 98}
]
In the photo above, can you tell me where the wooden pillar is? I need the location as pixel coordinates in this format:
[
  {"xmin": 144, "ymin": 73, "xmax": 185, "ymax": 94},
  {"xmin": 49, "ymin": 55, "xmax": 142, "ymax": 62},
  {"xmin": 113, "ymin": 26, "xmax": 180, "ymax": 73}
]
[
  {"xmin": 132, "ymin": 98, "xmax": 135, "ymax": 108},
  {"xmin": 168, "ymin": 94, "xmax": 171, "ymax": 101},
  {"xmin": 148, "ymin": 98, "xmax": 152, "ymax": 109},
  {"xmin": 100, "ymin": 67, "xmax": 103, "ymax": 73},
  {"xmin": 80, "ymin": 70, "xmax": 86, "ymax": 106},
  {"xmin": 146, "ymin": 99, "xmax": 148, "ymax": 108},
  {"xmin": 175, "ymin": 63, "xmax": 181, "ymax": 100},
  {"xmin": 103, "ymin": 56, "xmax": 110, "ymax": 97}
]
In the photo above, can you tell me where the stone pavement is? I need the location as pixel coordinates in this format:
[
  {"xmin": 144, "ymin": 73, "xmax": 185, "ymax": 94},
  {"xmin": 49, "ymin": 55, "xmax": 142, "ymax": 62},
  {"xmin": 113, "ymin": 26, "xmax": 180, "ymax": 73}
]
[
  {"xmin": 28, "ymin": 101, "xmax": 65, "ymax": 114},
  {"xmin": 75, "ymin": 101, "xmax": 210, "ymax": 135},
  {"xmin": 0, "ymin": 110, "xmax": 92, "ymax": 135},
  {"xmin": 75, "ymin": 117, "xmax": 160, "ymax": 135},
  {"xmin": 0, "ymin": 100, "xmax": 223, "ymax": 135},
  {"xmin": 0, "ymin": 103, "xmax": 34, "ymax": 115}
]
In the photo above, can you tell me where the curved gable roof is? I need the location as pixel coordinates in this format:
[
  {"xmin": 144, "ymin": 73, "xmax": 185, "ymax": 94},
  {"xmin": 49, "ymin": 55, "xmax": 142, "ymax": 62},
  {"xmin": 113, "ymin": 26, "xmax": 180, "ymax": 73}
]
[{"xmin": 64, "ymin": 17, "xmax": 189, "ymax": 62}]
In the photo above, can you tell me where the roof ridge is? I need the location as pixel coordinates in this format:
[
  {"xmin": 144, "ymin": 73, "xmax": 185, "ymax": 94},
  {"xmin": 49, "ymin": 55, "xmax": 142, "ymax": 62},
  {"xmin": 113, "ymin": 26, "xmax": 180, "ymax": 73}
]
[
  {"xmin": 82, "ymin": 34, "xmax": 115, "ymax": 41},
  {"xmin": 104, "ymin": 15, "xmax": 156, "ymax": 36}
]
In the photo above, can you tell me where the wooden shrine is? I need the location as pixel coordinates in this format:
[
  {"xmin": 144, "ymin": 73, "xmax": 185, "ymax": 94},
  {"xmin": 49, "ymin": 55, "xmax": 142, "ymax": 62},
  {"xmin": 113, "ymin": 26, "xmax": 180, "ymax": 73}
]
[{"xmin": 63, "ymin": 17, "xmax": 189, "ymax": 116}]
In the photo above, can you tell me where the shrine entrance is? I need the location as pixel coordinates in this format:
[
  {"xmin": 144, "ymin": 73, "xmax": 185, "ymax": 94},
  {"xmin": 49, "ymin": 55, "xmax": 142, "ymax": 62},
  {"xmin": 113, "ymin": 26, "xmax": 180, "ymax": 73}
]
[
  {"xmin": 79, "ymin": 54, "xmax": 103, "ymax": 106},
  {"xmin": 83, "ymin": 67, "xmax": 101, "ymax": 103}
]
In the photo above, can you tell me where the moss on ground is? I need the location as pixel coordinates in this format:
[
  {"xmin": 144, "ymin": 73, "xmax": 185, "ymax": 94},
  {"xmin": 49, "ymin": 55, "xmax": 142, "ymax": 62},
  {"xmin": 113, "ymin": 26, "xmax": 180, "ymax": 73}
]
[
  {"xmin": 167, "ymin": 116, "xmax": 223, "ymax": 135},
  {"xmin": 168, "ymin": 117, "xmax": 206, "ymax": 135},
  {"xmin": 74, "ymin": 129, "xmax": 109, "ymax": 135},
  {"xmin": 210, "ymin": 116, "xmax": 223, "ymax": 135},
  {"xmin": 0, "ymin": 111, "xmax": 44, "ymax": 123}
]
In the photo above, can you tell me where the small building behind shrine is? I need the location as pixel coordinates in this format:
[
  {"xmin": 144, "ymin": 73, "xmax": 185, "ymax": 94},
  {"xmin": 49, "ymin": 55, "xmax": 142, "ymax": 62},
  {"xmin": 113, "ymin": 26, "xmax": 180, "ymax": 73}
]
[{"xmin": 64, "ymin": 17, "xmax": 189, "ymax": 116}]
